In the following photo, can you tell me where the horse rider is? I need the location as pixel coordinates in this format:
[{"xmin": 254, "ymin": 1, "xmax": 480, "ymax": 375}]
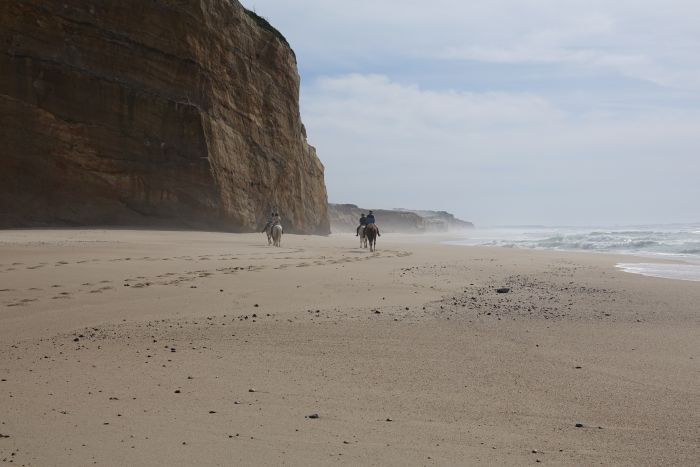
[
  {"xmin": 356, "ymin": 213, "xmax": 367, "ymax": 236},
  {"xmin": 262, "ymin": 211, "xmax": 281, "ymax": 233},
  {"xmin": 365, "ymin": 210, "xmax": 380, "ymax": 236}
]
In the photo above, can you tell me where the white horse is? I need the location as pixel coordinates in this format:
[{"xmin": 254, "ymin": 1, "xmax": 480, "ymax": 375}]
[
  {"xmin": 359, "ymin": 225, "xmax": 368, "ymax": 248},
  {"xmin": 271, "ymin": 224, "xmax": 283, "ymax": 247}
]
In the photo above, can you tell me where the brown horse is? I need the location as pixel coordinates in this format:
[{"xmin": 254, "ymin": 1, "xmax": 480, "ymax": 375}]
[{"xmin": 365, "ymin": 224, "xmax": 378, "ymax": 252}]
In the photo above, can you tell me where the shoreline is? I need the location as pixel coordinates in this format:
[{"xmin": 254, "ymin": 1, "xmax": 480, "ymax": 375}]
[
  {"xmin": 441, "ymin": 232, "xmax": 700, "ymax": 282},
  {"xmin": 1, "ymin": 229, "xmax": 698, "ymax": 465}
]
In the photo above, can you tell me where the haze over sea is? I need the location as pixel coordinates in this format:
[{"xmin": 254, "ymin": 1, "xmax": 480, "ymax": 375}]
[{"xmin": 447, "ymin": 223, "xmax": 700, "ymax": 282}]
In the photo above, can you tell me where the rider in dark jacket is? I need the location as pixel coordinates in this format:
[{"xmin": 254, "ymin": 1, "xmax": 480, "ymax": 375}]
[
  {"xmin": 365, "ymin": 211, "xmax": 380, "ymax": 236},
  {"xmin": 262, "ymin": 212, "xmax": 274, "ymax": 233},
  {"xmin": 356, "ymin": 214, "xmax": 367, "ymax": 236}
]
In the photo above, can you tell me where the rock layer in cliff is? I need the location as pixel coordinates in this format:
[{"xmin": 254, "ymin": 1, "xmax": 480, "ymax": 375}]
[{"xmin": 0, "ymin": 0, "xmax": 329, "ymax": 234}]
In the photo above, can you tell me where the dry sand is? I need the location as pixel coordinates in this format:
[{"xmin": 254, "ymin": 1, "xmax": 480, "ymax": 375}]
[{"xmin": 0, "ymin": 229, "xmax": 698, "ymax": 466}]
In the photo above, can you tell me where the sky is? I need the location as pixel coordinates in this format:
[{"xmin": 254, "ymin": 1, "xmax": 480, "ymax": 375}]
[{"xmin": 245, "ymin": 0, "xmax": 700, "ymax": 226}]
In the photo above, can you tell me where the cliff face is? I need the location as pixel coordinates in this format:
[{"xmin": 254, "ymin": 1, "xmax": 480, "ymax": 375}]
[
  {"xmin": 329, "ymin": 204, "xmax": 473, "ymax": 233},
  {"xmin": 0, "ymin": 0, "xmax": 330, "ymax": 234},
  {"xmin": 329, "ymin": 204, "xmax": 424, "ymax": 233},
  {"xmin": 395, "ymin": 209, "xmax": 474, "ymax": 231}
]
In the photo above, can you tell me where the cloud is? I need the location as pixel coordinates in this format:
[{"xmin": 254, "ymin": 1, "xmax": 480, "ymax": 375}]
[
  {"xmin": 302, "ymin": 74, "xmax": 700, "ymax": 225},
  {"xmin": 244, "ymin": 0, "xmax": 700, "ymax": 224},
  {"xmin": 250, "ymin": 0, "xmax": 700, "ymax": 90}
]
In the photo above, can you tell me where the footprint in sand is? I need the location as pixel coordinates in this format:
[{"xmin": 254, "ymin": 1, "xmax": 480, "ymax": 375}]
[{"xmin": 7, "ymin": 298, "xmax": 38, "ymax": 306}]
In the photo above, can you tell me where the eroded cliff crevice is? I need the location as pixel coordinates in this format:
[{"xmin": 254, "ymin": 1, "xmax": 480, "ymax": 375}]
[{"xmin": 0, "ymin": 0, "xmax": 329, "ymax": 234}]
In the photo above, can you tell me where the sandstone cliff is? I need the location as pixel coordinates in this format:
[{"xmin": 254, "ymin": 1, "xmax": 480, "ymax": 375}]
[
  {"xmin": 329, "ymin": 204, "xmax": 473, "ymax": 233},
  {"xmin": 0, "ymin": 0, "xmax": 330, "ymax": 234}
]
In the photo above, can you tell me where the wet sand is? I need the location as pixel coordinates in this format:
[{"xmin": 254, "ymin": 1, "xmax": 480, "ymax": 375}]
[{"xmin": 0, "ymin": 229, "xmax": 698, "ymax": 466}]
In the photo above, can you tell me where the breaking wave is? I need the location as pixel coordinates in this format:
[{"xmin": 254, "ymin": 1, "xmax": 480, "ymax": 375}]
[{"xmin": 447, "ymin": 224, "xmax": 700, "ymax": 281}]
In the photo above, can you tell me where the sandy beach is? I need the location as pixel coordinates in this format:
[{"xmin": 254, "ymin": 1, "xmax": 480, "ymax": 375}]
[{"xmin": 0, "ymin": 229, "xmax": 698, "ymax": 466}]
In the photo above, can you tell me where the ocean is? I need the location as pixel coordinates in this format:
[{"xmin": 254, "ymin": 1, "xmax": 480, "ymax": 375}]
[{"xmin": 446, "ymin": 224, "xmax": 700, "ymax": 282}]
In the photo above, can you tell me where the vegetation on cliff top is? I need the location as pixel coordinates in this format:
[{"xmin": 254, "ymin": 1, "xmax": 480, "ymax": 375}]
[{"xmin": 243, "ymin": 7, "xmax": 293, "ymax": 53}]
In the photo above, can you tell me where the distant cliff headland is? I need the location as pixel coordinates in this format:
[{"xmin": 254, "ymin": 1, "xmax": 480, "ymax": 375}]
[
  {"xmin": 0, "ymin": 0, "xmax": 330, "ymax": 234},
  {"xmin": 329, "ymin": 204, "xmax": 474, "ymax": 233}
]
